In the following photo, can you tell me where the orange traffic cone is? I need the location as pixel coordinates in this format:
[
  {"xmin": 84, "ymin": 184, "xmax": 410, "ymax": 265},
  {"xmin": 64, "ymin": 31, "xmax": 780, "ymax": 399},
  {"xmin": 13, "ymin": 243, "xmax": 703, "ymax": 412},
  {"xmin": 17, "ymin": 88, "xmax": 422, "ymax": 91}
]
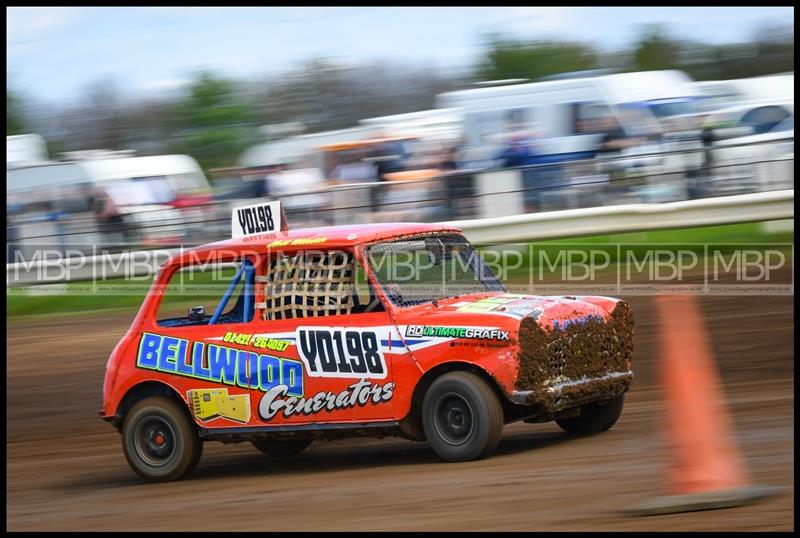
[{"xmin": 627, "ymin": 295, "xmax": 783, "ymax": 516}]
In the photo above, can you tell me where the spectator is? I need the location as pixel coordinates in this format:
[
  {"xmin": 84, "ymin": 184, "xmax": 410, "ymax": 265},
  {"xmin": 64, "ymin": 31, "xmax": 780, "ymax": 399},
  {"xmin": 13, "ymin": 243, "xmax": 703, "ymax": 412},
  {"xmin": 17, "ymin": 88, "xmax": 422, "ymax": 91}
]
[
  {"xmin": 595, "ymin": 115, "xmax": 631, "ymax": 157},
  {"xmin": 689, "ymin": 126, "xmax": 716, "ymax": 199},
  {"xmin": 333, "ymin": 148, "xmax": 380, "ymax": 215},
  {"xmin": 84, "ymin": 184, "xmax": 131, "ymax": 247},
  {"xmin": 263, "ymin": 163, "xmax": 287, "ymax": 198},
  {"xmin": 591, "ymin": 115, "xmax": 634, "ymax": 202},
  {"xmin": 374, "ymin": 139, "xmax": 407, "ymax": 176},
  {"xmin": 495, "ymin": 132, "xmax": 541, "ymax": 212},
  {"xmin": 6, "ymin": 193, "xmax": 25, "ymax": 262},
  {"xmin": 332, "ymin": 149, "xmax": 377, "ymax": 184},
  {"xmin": 439, "ymin": 145, "xmax": 475, "ymax": 219},
  {"xmin": 241, "ymin": 166, "xmax": 274, "ymax": 198},
  {"xmin": 7, "ymin": 214, "xmax": 20, "ymax": 263},
  {"xmin": 496, "ymin": 133, "xmax": 534, "ymax": 168},
  {"xmin": 271, "ymin": 158, "xmax": 329, "ymax": 225}
]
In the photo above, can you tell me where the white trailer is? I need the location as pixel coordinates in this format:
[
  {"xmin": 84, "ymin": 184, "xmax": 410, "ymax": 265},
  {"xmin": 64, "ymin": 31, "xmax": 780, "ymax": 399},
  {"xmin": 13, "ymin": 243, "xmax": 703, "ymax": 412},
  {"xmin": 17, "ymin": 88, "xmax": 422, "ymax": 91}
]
[
  {"xmin": 434, "ymin": 70, "xmax": 707, "ymax": 210},
  {"xmin": 6, "ymin": 134, "xmax": 49, "ymax": 168},
  {"xmin": 696, "ymin": 73, "xmax": 794, "ymax": 112},
  {"xmin": 436, "ymin": 70, "xmax": 703, "ymax": 168},
  {"xmin": 7, "ymin": 154, "xmax": 210, "ymax": 254},
  {"xmin": 237, "ymin": 125, "xmax": 381, "ymax": 170},
  {"xmin": 359, "ymin": 108, "xmax": 463, "ymax": 143}
]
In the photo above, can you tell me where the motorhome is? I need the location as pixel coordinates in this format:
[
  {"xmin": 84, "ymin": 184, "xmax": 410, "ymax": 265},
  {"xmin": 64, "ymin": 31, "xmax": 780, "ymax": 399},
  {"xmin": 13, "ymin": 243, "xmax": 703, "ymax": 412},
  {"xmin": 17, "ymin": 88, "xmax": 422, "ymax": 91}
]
[
  {"xmin": 358, "ymin": 108, "xmax": 463, "ymax": 143},
  {"xmin": 238, "ymin": 125, "xmax": 381, "ymax": 171},
  {"xmin": 696, "ymin": 73, "xmax": 794, "ymax": 112},
  {"xmin": 6, "ymin": 134, "xmax": 49, "ymax": 169},
  {"xmin": 436, "ymin": 70, "xmax": 704, "ymax": 170},
  {"xmin": 7, "ymin": 153, "xmax": 213, "ymax": 257}
]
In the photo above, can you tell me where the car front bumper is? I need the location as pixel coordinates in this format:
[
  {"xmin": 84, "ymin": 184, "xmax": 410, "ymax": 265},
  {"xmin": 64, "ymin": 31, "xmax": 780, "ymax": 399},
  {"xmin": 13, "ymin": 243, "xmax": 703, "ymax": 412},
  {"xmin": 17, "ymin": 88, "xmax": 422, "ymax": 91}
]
[{"xmin": 510, "ymin": 370, "xmax": 634, "ymax": 411}]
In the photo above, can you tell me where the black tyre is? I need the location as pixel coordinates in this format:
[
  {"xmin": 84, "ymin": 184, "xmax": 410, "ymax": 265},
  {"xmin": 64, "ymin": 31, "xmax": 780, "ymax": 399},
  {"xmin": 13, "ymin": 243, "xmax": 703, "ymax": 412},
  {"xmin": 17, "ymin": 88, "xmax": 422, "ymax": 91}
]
[
  {"xmin": 422, "ymin": 371, "xmax": 504, "ymax": 462},
  {"xmin": 251, "ymin": 439, "xmax": 313, "ymax": 458},
  {"xmin": 122, "ymin": 396, "xmax": 203, "ymax": 483},
  {"xmin": 556, "ymin": 395, "xmax": 625, "ymax": 435}
]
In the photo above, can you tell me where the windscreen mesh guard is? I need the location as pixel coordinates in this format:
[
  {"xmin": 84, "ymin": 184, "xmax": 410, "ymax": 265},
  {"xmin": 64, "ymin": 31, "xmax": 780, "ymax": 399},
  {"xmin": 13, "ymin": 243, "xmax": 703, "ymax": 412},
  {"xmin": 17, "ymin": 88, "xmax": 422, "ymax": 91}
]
[
  {"xmin": 259, "ymin": 250, "xmax": 354, "ymax": 320},
  {"xmin": 366, "ymin": 233, "xmax": 505, "ymax": 308}
]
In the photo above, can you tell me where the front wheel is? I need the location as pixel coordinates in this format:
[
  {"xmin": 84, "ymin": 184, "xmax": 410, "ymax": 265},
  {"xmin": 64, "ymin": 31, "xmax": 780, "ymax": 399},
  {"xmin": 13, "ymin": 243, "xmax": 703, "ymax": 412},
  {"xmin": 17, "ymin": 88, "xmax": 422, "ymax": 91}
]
[
  {"xmin": 422, "ymin": 371, "xmax": 504, "ymax": 462},
  {"xmin": 122, "ymin": 396, "xmax": 203, "ymax": 483},
  {"xmin": 556, "ymin": 395, "xmax": 625, "ymax": 435},
  {"xmin": 251, "ymin": 439, "xmax": 312, "ymax": 458}
]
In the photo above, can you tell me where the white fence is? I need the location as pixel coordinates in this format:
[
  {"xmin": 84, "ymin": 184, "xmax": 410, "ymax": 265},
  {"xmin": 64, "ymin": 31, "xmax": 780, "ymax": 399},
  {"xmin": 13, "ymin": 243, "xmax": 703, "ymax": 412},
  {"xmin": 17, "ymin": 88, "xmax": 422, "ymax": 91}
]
[
  {"xmin": 7, "ymin": 189, "xmax": 794, "ymax": 287},
  {"xmin": 448, "ymin": 189, "xmax": 795, "ymax": 244}
]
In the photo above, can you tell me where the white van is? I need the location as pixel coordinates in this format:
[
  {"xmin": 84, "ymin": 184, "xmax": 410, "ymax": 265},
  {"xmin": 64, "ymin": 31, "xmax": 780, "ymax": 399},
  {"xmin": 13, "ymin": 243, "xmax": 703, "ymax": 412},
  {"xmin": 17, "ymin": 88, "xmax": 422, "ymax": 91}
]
[
  {"xmin": 359, "ymin": 108, "xmax": 463, "ymax": 143},
  {"xmin": 696, "ymin": 73, "xmax": 794, "ymax": 112},
  {"xmin": 6, "ymin": 154, "xmax": 211, "ymax": 253},
  {"xmin": 6, "ymin": 134, "xmax": 49, "ymax": 169},
  {"xmin": 436, "ymin": 70, "xmax": 704, "ymax": 172},
  {"xmin": 238, "ymin": 125, "xmax": 381, "ymax": 172}
]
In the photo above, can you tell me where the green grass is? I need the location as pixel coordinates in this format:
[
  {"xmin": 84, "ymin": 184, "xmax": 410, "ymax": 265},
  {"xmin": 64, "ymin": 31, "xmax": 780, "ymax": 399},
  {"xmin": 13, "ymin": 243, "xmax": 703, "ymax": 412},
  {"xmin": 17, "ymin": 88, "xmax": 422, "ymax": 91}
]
[
  {"xmin": 492, "ymin": 220, "xmax": 794, "ymax": 281},
  {"xmin": 7, "ymin": 220, "xmax": 793, "ymax": 318},
  {"xmin": 7, "ymin": 266, "xmax": 238, "ymax": 318}
]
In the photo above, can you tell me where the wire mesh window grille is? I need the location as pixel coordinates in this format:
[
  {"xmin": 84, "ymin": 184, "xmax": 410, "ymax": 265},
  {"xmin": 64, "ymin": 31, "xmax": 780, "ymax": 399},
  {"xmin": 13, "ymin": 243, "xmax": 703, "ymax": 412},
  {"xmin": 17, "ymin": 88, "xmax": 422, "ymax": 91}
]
[{"xmin": 259, "ymin": 250, "xmax": 355, "ymax": 320}]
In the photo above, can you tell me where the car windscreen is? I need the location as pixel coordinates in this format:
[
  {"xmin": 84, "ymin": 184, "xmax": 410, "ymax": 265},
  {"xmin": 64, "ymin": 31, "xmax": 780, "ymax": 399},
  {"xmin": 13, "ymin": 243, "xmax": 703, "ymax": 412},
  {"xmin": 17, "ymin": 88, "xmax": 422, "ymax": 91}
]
[{"xmin": 366, "ymin": 233, "xmax": 505, "ymax": 308}]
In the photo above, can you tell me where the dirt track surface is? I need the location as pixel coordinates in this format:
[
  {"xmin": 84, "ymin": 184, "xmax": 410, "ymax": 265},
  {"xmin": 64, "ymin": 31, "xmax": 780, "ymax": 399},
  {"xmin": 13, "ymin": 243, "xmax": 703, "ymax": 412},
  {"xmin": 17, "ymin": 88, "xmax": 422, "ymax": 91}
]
[{"xmin": 7, "ymin": 294, "xmax": 794, "ymax": 531}]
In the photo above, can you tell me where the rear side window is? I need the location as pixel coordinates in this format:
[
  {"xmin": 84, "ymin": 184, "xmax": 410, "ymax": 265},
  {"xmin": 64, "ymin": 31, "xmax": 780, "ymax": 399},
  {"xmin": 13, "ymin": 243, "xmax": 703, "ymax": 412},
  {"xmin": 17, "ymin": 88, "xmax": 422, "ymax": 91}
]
[{"xmin": 156, "ymin": 258, "xmax": 256, "ymax": 327}]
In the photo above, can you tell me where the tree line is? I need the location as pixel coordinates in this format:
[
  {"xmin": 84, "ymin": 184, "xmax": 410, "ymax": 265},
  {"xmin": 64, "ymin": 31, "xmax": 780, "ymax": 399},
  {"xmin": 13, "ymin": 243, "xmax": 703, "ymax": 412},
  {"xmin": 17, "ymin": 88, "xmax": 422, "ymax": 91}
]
[{"xmin": 7, "ymin": 24, "xmax": 794, "ymax": 176}]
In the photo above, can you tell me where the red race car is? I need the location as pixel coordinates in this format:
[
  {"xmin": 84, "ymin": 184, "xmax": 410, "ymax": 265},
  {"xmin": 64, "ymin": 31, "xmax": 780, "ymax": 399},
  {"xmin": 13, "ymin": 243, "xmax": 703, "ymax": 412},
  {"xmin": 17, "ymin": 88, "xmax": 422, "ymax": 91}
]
[{"xmin": 101, "ymin": 201, "xmax": 634, "ymax": 482}]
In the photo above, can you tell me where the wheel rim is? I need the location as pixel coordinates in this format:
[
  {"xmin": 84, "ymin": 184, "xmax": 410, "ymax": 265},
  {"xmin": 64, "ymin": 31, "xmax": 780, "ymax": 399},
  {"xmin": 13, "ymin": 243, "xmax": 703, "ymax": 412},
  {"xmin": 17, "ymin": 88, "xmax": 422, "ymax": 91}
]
[
  {"xmin": 134, "ymin": 416, "xmax": 177, "ymax": 467},
  {"xmin": 433, "ymin": 392, "xmax": 475, "ymax": 446}
]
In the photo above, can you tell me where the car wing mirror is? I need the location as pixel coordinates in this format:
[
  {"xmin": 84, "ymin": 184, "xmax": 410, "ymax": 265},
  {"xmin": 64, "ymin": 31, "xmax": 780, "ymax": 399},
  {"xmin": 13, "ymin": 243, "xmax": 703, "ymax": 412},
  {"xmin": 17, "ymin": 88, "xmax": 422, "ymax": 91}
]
[{"xmin": 189, "ymin": 305, "xmax": 206, "ymax": 322}]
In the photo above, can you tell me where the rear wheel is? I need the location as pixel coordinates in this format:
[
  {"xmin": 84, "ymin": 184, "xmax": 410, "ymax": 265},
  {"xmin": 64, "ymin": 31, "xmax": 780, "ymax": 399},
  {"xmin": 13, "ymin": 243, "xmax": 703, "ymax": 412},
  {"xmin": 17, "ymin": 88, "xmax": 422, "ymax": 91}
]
[
  {"xmin": 556, "ymin": 395, "xmax": 625, "ymax": 435},
  {"xmin": 422, "ymin": 371, "xmax": 504, "ymax": 462},
  {"xmin": 122, "ymin": 396, "xmax": 203, "ymax": 482},
  {"xmin": 251, "ymin": 439, "xmax": 313, "ymax": 458}
]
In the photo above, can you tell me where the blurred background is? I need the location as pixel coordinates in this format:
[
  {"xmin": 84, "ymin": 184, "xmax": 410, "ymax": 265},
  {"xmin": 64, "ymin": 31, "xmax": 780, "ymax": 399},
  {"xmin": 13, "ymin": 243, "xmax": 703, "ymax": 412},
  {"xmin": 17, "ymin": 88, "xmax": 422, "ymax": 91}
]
[
  {"xmin": 6, "ymin": 7, "xmax": 794, "ymax": 257},
  {"xmin": 6, "ymin": 7, "xmax": 794, "ymax": 532}
]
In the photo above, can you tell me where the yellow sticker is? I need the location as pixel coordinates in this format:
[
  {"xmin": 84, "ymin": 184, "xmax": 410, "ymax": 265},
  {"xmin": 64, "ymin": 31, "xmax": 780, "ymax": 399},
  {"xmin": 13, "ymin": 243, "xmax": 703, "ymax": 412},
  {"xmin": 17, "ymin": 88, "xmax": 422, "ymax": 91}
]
[
  {"xmin": 268, "ymin": 237, "xmax": 328, "ymax": 247},
  {"xmin": 457, "ymin": 296, "xmax": 517, "ymax": 312},
  {"xmin": 189, "ymin": 388, "xmax": 251, "ymax": 424}
]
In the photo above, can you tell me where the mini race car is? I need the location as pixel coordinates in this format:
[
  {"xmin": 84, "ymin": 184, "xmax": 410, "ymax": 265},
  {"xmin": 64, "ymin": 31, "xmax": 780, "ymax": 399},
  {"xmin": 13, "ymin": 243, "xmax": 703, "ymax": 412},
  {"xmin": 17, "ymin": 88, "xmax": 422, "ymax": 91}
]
[{"xmin": 101, "ymin": 201, "xmax": 634, "ymax": 482}]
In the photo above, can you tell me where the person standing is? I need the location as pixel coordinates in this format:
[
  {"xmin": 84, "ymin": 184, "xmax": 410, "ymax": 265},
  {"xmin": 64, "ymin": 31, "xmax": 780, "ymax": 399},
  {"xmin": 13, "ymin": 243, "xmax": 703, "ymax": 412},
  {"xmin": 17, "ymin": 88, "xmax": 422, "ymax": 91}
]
[
  {"xmin": 495, "ymin": 132, "xmax": 540, "ymax": 212},
  {"xmin": 439, "ymin": 145, "xmax": 475, "ymax": 219}
]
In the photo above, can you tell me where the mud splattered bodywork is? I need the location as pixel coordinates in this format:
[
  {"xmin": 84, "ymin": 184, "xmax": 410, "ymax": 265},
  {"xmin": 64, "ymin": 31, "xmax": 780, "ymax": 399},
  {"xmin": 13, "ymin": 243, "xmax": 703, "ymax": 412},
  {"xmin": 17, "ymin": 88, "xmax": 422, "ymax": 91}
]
[
  {"xmin": 102, "ymin": 221, "xmax": 638, "ymax": 482},
  {"xmin": 395, "ymin": 293, "xmax": 635, "ymax": 422},
  {"xmin": 103, "ymin": 223, "xmax": 636, "ymax": 446},
  {"xmin": 513, "ymin": 301, "xmax": 635, "ymax": 417}
]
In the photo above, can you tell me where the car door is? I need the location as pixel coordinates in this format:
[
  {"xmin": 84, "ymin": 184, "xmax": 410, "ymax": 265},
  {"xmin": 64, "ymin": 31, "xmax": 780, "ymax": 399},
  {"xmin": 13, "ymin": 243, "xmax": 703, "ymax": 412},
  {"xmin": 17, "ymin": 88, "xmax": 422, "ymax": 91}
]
[{"xmin": 246, "ymin": 246, "xmax": 405, "ymax": 426}]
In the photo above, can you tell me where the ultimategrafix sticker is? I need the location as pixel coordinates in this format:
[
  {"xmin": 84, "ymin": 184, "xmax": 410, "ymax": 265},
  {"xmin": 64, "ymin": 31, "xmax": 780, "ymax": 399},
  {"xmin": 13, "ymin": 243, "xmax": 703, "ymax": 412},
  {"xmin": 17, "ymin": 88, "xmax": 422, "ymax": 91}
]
[
  {"xmin": 258, "ymin": 379, "xmax": 395, "ymax": 421},
  {"xmin": 405, "ymin": 325, "xmax": 510, "ymax": 341}
]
